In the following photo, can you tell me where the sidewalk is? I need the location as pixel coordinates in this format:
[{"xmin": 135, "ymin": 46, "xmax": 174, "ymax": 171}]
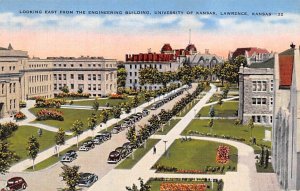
[{"xmin": 8, "ymin": 85, "xmax": 188, "ymax": 172}]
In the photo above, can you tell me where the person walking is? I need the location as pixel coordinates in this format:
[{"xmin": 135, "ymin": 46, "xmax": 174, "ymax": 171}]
[{"xmin": 153, "ymin": 146, "xmax": 156, "ymax": 154}]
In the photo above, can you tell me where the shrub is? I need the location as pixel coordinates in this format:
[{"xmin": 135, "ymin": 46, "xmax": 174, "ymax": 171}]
[
  {"xmin": 35, "ymin": 98, "xmax": 66, "ymax": 108},
  {"xmin": 14, "ymin": 111, "xmax": 26, "ymax": 120},
  {"xmin": 55, "ymin": 92, "xmax": 90, "ymax": 98},
  {"xmin": 36, "ymin": 109, "xmax": 64, "ymax": 121},
  {"xmin": 0, "ymin": 122, "xmax": 19, "ymax": 140}
]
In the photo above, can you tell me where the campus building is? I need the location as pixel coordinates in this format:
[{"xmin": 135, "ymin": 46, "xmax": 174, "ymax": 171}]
[
  {"xmin": 0, "ymin": 44, "xmax": 117, "ymax": 118},
  {"xmin": 238, "ymin": 58, "xmax": 274, "ymax": 125},
  {"xmin": 272, "ymin": 45, "xmax": 300, "ymax": 190},
  {"xmin": 229, "ymin": 47, "xmax": 274, "ymax": 66}
]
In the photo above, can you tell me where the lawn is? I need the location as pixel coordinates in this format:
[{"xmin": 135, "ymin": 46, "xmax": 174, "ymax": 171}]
[
  {"xmin": 255, "ymin": 163, "xmax": 274, "ymax": 173},
  {"xmin": 29, "ymin": 108, "xmax": 102, "ymax": 131},
  {"xmin": 26, "ymin": 137, "xmax": 92, "ymax": 171},
  {"xmin": 72, "ymin": 97, "xmax": 133, "ymax": 107},
  {"xmin": 116, "ymin": 139, "xmax": 160, "ymax": 169},
  {"xmin": 155, "ymin": 119, "xmax": 181, "ymax": 135},
  {"xmin": 154, "ymin": 139, "xmax": 238, "ymax": 174},
  {"xmin": 181, "ymin": 119, "xmax": 271, "ymax": 153},
  {"xmin": 8, "ymin": 125, "xmax": 60, "ymax": 162},
  {"xmin": 207, "ymin": 93, "xmax": 221, "ymax": 103},
  {"xmin": 148, "ymin": 179, "xmax": 218, "ymax": 191},
  {"xmin": 198, "ymin": 101, "xmax": 238, "ymax": 117}
]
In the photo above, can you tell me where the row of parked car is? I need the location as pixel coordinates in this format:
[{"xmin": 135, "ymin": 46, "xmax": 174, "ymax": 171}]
[{"xmin": 151, "ymin": 87, "xmax": 188, "ymax": 110}]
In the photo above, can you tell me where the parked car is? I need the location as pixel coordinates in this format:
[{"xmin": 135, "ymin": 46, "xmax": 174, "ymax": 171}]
[
  {"xmin": 111, "ymin": 125, "xmax": 122, "ymax": 134},
  {"xmin": 1, "ymin": 177, "xmax": 27, "ymax": 191},
  {"xmin": 61, "ymin": 150, "xmax": 77, "ymax": 163},
  {"xmin": 79, "ymin": 141, "xmax": 95, "ymax": 151},
  {"xmin": 107, "ymin": 151, "xmax": 121, "ymax": 164},
  {"xmin": 120, "ymin": 123, "xmax": 128, "ymax": 129},
  {"xmin": 124, "ymin": 118, "xmax": 133, "ymax": 125},
  {"xmin": 142, "ymin": 109, "xmax": 149, "ymax": 116},
  {"xmin": 93, "ymin": 135, "xmax": 105, "ymax": 144},
  {"xmin": 115, "ymin": 147, "xmax": 130, "ymax": 159},
  {"xmin": 99, "ymin": 131, "xmax": 111, "ymax": 141},
  {"xmin": 122, "ymin": 142, "xmax": 135, "ymax": 152},
  {"xmin": 78, "ymin": 173, "xmax": 98, "ymax": 187}
]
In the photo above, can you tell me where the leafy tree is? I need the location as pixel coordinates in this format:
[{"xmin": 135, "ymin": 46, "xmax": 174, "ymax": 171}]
[
  {"xmin": 60, "ymin": 165, "xmax": 80, "ymax": 191},
  {"xmin": 92, "ymin": 98, "xmax": 100, "ymax": 112},
  {"xmin": 55, "ymin": 127, "xmax": 65, "ymax": 157},
  {"xmin": 77, "ymin": 88, "xmax": 83, "ymax": 94},
  {"xmin": 61, "ymin": 85, "xmax": 69, "ymax": 93},
  {"xmin": 27, "ymin": 135, "xmax": 40, "ymax": 170},
  {"xmin": 126, "ymin": 126, "xmax": 136, "ymax": 144},
  {"xmin": 112, "ymin": 106, "xmax": 122, "ymax": 119},
  {"xmin": 70, "ymin": 120, "xmax": 83, "ymax": 148},
  {"xmin": 117, "ymin": 67, "xmax": 128, "ymax": 88},
  {"xmin": 139, "ymin": 68, "xmax": 160, "ymax": 85},
  {"xmin": 0, "ymin": 141, "xmax": 17, "ymax": 174},
  {"xmin": 126, "ymin": 178, "xmax": 151, "ymax": 191},
  {"xmin": 209, "ymin": 106, "xmax": 215, "ymax": 118},
  {"xmin": 87, "ymin": 113, "xmax": 98, "ymax": 137},
  {"xmin": 248, "ymin": 118, "xmax": 254, "ymax": 139},
  {"xmin": 144, "ymin": 91, "xmax": 151, "ymax": 103},
  {"xmin": 124, "ymin": 103, "xmax": 132, "ymax": 114},
  {"xmin": 100, "ymin": 110, "xmax": 110, "ymax": 130},
  {"xmin": 132, "ymin": 95, "xmax": 139, "ymax": 113}
]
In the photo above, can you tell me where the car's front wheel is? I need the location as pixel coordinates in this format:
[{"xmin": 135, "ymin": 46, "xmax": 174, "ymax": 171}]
[{"xmin": 22, "ymin": 183, "xmax": 27, "ymax": 190}]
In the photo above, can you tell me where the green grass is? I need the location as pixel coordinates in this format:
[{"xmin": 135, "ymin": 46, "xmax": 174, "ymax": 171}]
[
  {"xmin": 148, "ymin": 180, "xmax": 218, "ymax": 191},
  {"xmin": 7, "ymin": 125, "xmax": 61, "ymax": 162},
  {"xmin": 72, "ymin": 97, "xmax": 133, "ymax": 107},
  {"xmin": 116, "ymin": 139, "xmax": 160, "ymax": 169},
  {"xmin": 29, "ymin": 108, "xmax": 102, "ymax": 131},
  {"xmin": 155, "ymin": 119, "xmax": 181, "ymax": 135},
  {"xmin": 207, "ymin": 94, "xmax": 221, "ymax": 103},
  {"xmin": 26, "ymin": 137, "xmax": 92, "ymax": 171},
  {"xmin": 256, "ymin": 163, "xmax": 274, "ymax": 173},
  {"xmin": 182, "ymin": 119, "xmax": 271, "ymax": 153},
  {"xmin": 154, "ymin": 139, "xmax": 238, "ymax": 174},
  {"xmin": 198, "ymin": 101, "xmax": 238, "ymax": 117}
]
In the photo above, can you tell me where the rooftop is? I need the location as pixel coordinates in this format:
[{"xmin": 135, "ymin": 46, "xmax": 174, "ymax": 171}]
[{"xmin": 249, "ymin": 57, "xmax": 274, "ymax": 68}]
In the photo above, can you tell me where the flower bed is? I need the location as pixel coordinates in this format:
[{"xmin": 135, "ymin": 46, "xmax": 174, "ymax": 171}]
[
  {"xmin": 153, "ymin": 164, "xmax": 233, "ymax": 174},
  {"xmin": 14, "ymin": 111, "xmax": 26, "ymax": 120},
  {"xmin": 55, "ymin": 92, "xmax": 90, "ymax": 98},
  {"xmin": 35, "ymin": 98, "xmax": 66, "ymax": 108},
  {"xmin": 109, "ymin": 93, "xmax": 124, "ymax": 99},
  {"xmin": 160, "ymin": 182, "xmax": 207, "ymax": 191},
  {"xmin": 36, "ymin": 109, "xmax": 64, "ymax": 121},
  {"xmin": 216, "ymin": 145, "xmax": 230, "ymax": 164}
]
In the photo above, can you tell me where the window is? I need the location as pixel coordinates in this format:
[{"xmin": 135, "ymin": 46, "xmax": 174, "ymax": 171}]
[
  {"xmin": 1, "ymin": 84, "xmax": 4, "ymax": 94},
  {"xmin": 63, "ymin": 74, "xmax": 67, "ymax": 80},
  {"xmin": 78, "ymin": 74, "xmax": 84, "ymax": 80},
  {"xmin": 93, "ymin": 74, "xmax": 96, "ymax": 80},
  {"xmin": 98, "ymin": 84, "xmax": 101, "ymax": 90},
  {"xmin": 88, "ymin": 74, "xmax": 91, "ymax": 80},
  {"xmin": 130, "ymin": 65, "xmax": 132, "ymax": 69},
  {"xmin": 106, "ymin": 74, "xmax": 109, "ymax": 81},
  {"xmin": 262, "ymin": 98, "xmax": 266, "ymax": 104},
  {"xmin": 270, "ymin": 80, "xmax": 274, "ymax": 92},
  {"xmin": 70, "ymin": 84, "xmax": 74, "ymax": 89},
  {"xmin": 54, "ymin": 84, "xmax": 57, "ymax": 90},
  {"xmin": 135, "ymin": 65, "xmax": 137, "ymax": 69},
  {"xmin": 134, "ymin": 72, "xmax": 137, "ymax": 76},
  {"xmin": 88, "ymin": 84, "xmax": 91, "ymax": 90},
  {"xmin": 270, "ymin": 116, "xmax": 273, "ymax": 123},
  {"xmin": 54, "ymin": 74, "xmax": 57, "ymax": 80},
  {"xmin": 98, "ymin": 74, "xmax": 101, "ymax": 80},
  {"xmin": 70, "ymin": 74, "xmax": 74, "ymax": 79},
  {"xmin": 93, "ymin": 84, "xmax": 96, "ymax": 90},
  {"xmin": 58, "ymin": 74, "xmax": 62, "ymax": 80},
  {"xmin": 252, "ymin": 81, "xmax": 267, "ymax": 92},
  {"xmin": 71, "ymin": 64, "xmax": 74, "ymax": 67},
  {"xmin": 252, "ymin": 97, "xmax": 267, "ymax": 105},
  {"xmin": 78, "ymin": 84, "xmax": 84, "ymax": 90},
  {"xmin": 79, "ymin": 64, "xmax": 82, "ymax": 67},
  {"xmin": 129, "ymin": 79, "xmax": 132, "ymax": 83},
  {"xmin": 63, "ymin": 64, "xmax": 66, "ymax": 67},
  {"xmin": 160, "ymin": 64, "xmax": 162, "ymax": 69},
  {"xmin": 129, "ymin": 72, "xmax": 132, "ymax": 77}
]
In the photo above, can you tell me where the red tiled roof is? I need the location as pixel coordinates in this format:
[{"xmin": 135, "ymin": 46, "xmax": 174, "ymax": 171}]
[
  {"xmin": 186, "ymin": 44, "xmax": 197, "ymax": 52},
  {"xmin": 232, "ymin": 47, "xmax": 269, "ymax": 58},
  {"xmin": 161, "ymin": 43, "xmax": 173, "ymax": 52},
  {"xmin": 279, "ymin": 55, "xmax": 293, "ymax": 88}
]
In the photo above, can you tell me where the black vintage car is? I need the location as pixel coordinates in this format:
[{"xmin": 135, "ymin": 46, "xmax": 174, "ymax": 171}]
[
  {"xmin": 142, "ymin": 109, "xmax": 149, "ymax": 116},
  {"xmin": 122, "ymin": 142, "xmax": 135, "ymax": 152},
  {"xmin": 93, "ymin": 135, "xmax": 105, "ymax": 144},
  {"xmin": 115, "ymin": 147, "xmax": 129, "ymax": 159},
  {"xmin": 78, "ymin": 173, "xmax": 98, "ymax": 187},
  {"xmin": 61, "ymin": 150, "xmax": 77, "ymax": 163},
  {"xmin": 79, "ymin": 141, "xmax": 95, "ymax": 151},
  {"xmin": 99, "ymin": 131, "xmax": 111, "ymax": 141},
  {"xmin": 107, "ymin": 151, "xmax": 121, "ymax": 164},
  {"xmin": 111, "ymin": 125, "xmax": 122, "ymax": 134}
]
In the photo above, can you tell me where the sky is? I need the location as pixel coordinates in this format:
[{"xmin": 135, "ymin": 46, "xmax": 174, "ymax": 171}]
[{"xmin": 0, "ymin": 0, "xmax": 300, "ymax": 60}]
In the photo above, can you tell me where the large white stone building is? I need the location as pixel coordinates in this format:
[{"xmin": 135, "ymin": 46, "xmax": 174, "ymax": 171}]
[
  {"xmin": 272, "ymin": 45, "xmax": 300, "ymax": 190},
  {"xmin": 0, "ymin": 44, "xmax": 117, "ymax": 118}
]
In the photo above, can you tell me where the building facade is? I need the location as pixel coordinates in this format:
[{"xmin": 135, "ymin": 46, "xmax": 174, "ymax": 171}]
[
  {"xmin": 230, "ymin": 47, "xmax": 274, "ymax": 66},
  {"xmin": 272, "ymin": 46, "xmax": 300, "ymax": 190},
  {"xmin": 0, "ymin": 44, "xmax": 117, "ymax": 118},
  {"xmin": 238, "ymin": 59, "xmax": 274, "ymax": 125}
]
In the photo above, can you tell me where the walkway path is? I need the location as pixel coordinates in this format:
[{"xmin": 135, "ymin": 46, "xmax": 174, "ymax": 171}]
[
  {"xmin": 8, "ymin": 85, "xmax": 189, "ymax": 172},
  {"xmin": 88, "ymin": 84, "xmax": 280, "ymax": 191}
]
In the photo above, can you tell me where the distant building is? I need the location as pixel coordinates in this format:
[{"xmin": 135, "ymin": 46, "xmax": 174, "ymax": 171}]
[
  {"xmin": 124, "ymin": 43, "xmax": 195, "ymax": 90},
  {"xmin": 238, "ymin": 58, "xmax": 274, "ymax": 125},
  {"xmin": 229, "ymin": 47, "xmax": 273, "ymax": 66},
  {"xmin": 272, "ymin": 45, "xmax": 300, "ymax": 190},
  {"xmin": 0, "ymin": 44, "xmax": 117, "ymax": 118}
]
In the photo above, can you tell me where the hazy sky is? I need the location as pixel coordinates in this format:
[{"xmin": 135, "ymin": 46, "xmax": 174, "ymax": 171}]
[{"xmin": 0, "ymin": 0, "xmax": 299, "ymax": 60}]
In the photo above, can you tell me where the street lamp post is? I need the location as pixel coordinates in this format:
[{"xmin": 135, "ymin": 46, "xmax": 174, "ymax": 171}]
[{"xmin": 163, "ymin": 140, "xmax": 168, "ymax": 158}]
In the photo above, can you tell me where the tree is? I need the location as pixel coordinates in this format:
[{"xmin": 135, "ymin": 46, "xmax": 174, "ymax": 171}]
[
  {"xmin": 132, "ymin": 95, "xmax": 139, "ymax": 113},
  {"xmin": 100, "ymin": 110, "xmax": 110, "ymax": 131},
  {"xmin": 126, "ymin": 126, "xmax": 136, "ymax": 143},
  {"xmin": 60, "ymin": 165, "xmax": 80, "ymax": 191},
  {"xmin": 92, "ymin": 98, "xmax": 100, "ymax": 112},
  {"xmin": 144, "ymin": 91, "xmax": 151, "ymax": 104},
  {"xmin": 77, "ymin": 88, "xmax": 83, "ymax": 94},
  {"xmin": 126, "ymin": 178, "xmax": 151, "ymax": 191},
  {"xmin": 0, "ymin": 141, "xmax": 17, "ymax": 174},
  {"xmin": 112, "ymin": 106, "xmax": 122, "ymax": 120},
  {"xmin": 217, "ymin": 97, "xmax": 223, "ymax": 106},
  {"xmin": 117, "ymin": 67, "xmax": 128, "ymax": 88},
  {"xmin": 139, "ymin": 68, "xmax": 160, "ymax": 85},
  {"xmin": 70, "ymin": 120, "xmax": 83, "ymax": 148},
  {"xmin": 208, "ymin": 118, "xmax": 214, "ymax": 133},
  {"xmin": 248, "ymin": 118, "xmax": 254, "ymax": 140},
  {"xmin": 55, "ymin": 127, "xmax": 65, "ymax": 157},
  {"xmin": 61, "ymin": 85, "xmax": 69, "ymax": 93},
  {"xmin": 87, "ymin": 113, "xmax": 97, "ymax": 137},
  {"xmin": 264, "ymin": 149, "xmax": 269, "ymax": 169},
  {"xmin": 209, "ymin": 106, "xmax": 215, "ymax": 118},
  {"xmin": 124, "ymin": 103, "xmax": 132, "ymax": 114},
  {"xmin": 27, "ymin": 135, "xmax": 40, "ymax": 170},
  {"xmin": 259, "ymin": 146, "xmax": 265, "ymax": 166}
]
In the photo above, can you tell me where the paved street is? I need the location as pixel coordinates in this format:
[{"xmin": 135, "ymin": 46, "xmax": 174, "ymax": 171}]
[{"xmin": 0, "ymin": 84, "xmax": 197, "ymax": 191}]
